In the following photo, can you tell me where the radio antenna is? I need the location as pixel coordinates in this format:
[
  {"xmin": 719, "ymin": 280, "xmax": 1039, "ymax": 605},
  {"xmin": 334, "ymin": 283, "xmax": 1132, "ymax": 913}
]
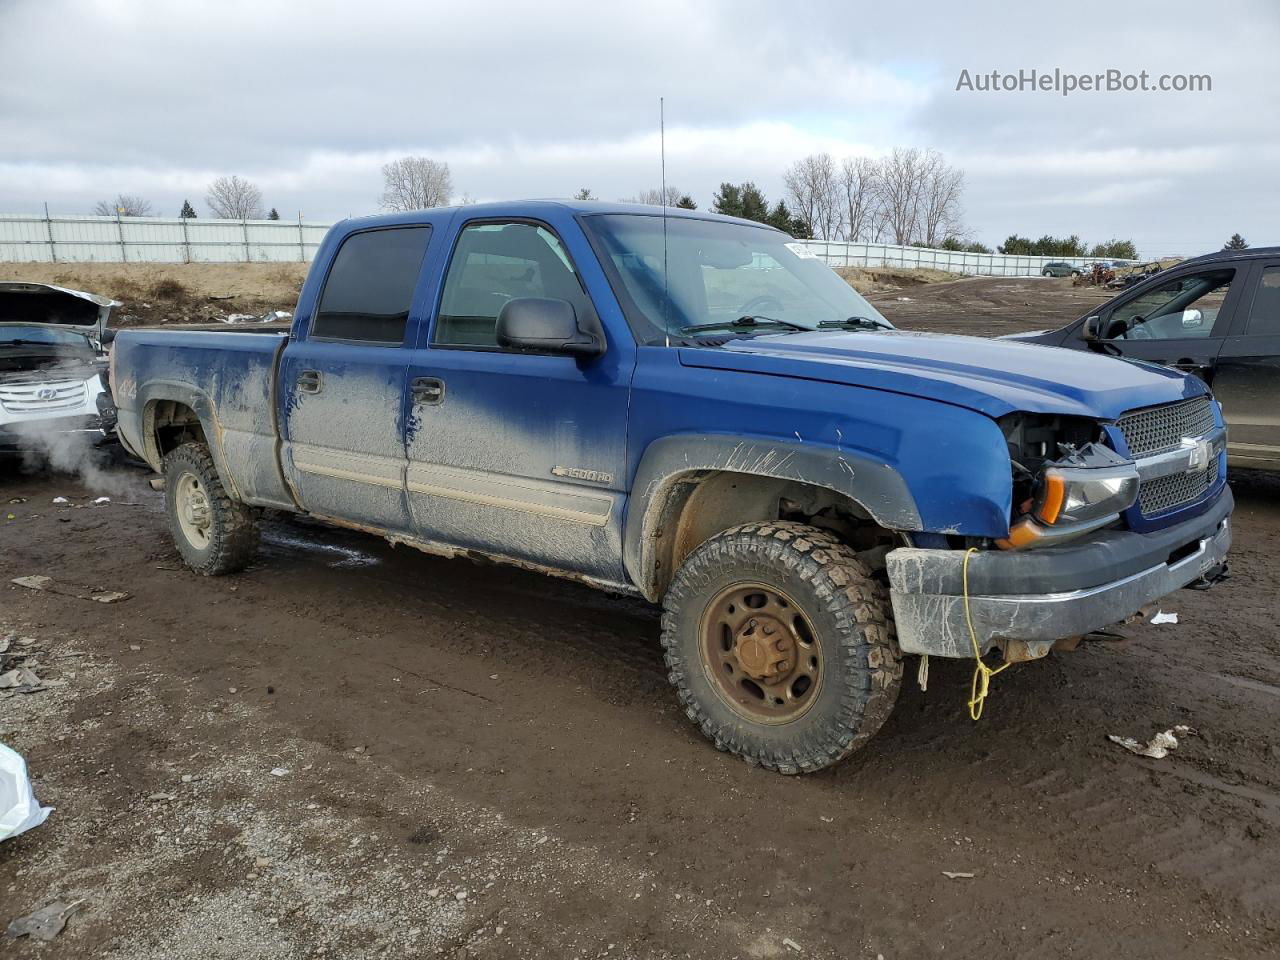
[{"xmin": 661, "ymin": 96, "xmax": 670, "ymax": 349}]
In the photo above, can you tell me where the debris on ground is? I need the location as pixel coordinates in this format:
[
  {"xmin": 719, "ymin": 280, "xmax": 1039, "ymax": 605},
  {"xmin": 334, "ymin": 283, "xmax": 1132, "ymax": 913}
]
[
  {"xmin": 782, "ymin": 937, "xmax": 803, "ymax": 952},
  {"xmin": 11, "ymin": 575, "xmax": 130, "ymax": 604},
  {"xmin": 0, "ymin": 743, "xmax": 54, "ymax": 841},
  {"xmin": 0, "ymin": 666, "xmax": 47, "ymax": 695},
  {"xmin": 1149, "ymin": 610, "xmax": 1179, "ymax": 625},
  {"xmin": 942, "ymin": 871, "xmax": 976, "ymax": 879},
  {"xmin": 270, "ymin": 767, "xmax": 290, "ymax": 777},
  {"xmin": 222, "ymin": 309, "xmax": 292, "ymax": 325},
  {"xmin": 51, "ymin": 496, "xmax": 69, "ymax": 504},
  {"xmin": 3, "ymin": 900, "xmax": 84, "ymax": 941},
  {"xmin": 1108, "ymin": 725, "xmax": 1194, "ymax": 759},
  {"xmin": 93, "ymin": 496, "xmax": 110, "ymax": 504}
]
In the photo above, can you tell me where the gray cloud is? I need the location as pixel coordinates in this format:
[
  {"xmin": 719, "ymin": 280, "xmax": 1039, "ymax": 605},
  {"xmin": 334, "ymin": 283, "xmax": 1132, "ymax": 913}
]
[{"xmin": 1, "ymin": 0, "xmax": 1277, "ymax": 256}]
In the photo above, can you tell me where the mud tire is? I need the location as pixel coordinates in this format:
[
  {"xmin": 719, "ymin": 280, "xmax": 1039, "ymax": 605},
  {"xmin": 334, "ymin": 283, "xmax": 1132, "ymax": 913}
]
[
  {"xmin": 661, "ymin": 521, "xmax": 902, "ymax": 774},
  {"xmin": 163, "ymin": 441, "xmax": 259, "ymax": 576}
]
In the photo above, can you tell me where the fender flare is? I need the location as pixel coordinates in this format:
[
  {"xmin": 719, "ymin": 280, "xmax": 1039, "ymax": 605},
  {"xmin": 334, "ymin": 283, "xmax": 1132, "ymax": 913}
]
[
  {"xmin": 622, "ymin": 434, "xmax": 922, "ymax": 599},
  {"xmin": 137, "ymin": 380, "xmax": 242, "ymax": 501}
]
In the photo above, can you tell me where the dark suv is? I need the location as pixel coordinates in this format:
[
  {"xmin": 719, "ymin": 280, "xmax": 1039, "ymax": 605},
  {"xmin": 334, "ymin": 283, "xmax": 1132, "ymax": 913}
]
[{"xmin": 1014, "ymin": 246, "xmax": 1280, "ymax": 471}]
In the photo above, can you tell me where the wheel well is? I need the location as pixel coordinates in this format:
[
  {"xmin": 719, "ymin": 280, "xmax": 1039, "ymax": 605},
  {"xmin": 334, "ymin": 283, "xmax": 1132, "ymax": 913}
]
[
  {"xmin": 144, "ymin": 400, "xmax": 207, "ymax": 466},
  {"xmin": 648, "ymin": 470, "xmax": 897, "ymax": 598}
]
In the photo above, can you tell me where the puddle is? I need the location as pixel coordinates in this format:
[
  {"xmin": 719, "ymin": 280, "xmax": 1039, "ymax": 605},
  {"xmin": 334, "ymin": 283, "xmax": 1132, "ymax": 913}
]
[{"xmin": 261, "ymin": 529, "xmax": 381, "ymax": 568}]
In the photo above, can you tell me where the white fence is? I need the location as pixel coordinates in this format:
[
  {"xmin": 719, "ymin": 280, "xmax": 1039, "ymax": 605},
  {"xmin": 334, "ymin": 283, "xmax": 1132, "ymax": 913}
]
[
  {"xmin": 0, "ymin": 213, "xmax": 330, "ymax": 264},
  {"xmin": 0, "ymin": 212, "xmax": 1135, "ymax": 277},
  {"xmin": 799, "ymin": 239, "xmax": 1136, "ymax": 277}
]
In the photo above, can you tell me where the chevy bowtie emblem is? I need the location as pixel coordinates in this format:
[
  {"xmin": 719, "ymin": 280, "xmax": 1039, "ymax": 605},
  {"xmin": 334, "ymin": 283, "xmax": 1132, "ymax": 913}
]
[{"xmin": 1181, "ymin": 436, "xmax": 1212, "ymax": 472}]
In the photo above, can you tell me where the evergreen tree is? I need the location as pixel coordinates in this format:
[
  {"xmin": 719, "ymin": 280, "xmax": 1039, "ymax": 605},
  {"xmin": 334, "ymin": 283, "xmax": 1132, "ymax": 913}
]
[
  {"xmin": 675, "ymin": 194, "xmax": 697, "ymax": 209},
  {"xmin": 1224, "ymin": 233, "xmax": 1249, "ymax": 250},
  {"xmin": 267, "ymin": 207, "xmax": 280, "ymax": 220},
  {"xmin": 179, "ymin": 199, "xmax": 197, "ymax": 219},
  {"xmin": 573, "ymin": 188, "xmax": 595, "ymax": 200},
  {"xmin": 711, "ymin": 183, "xmax": 743, "ymax": 217},
  {"xmin": 739, "ymin": 182, "xmax": 769, "ymax": 223}
]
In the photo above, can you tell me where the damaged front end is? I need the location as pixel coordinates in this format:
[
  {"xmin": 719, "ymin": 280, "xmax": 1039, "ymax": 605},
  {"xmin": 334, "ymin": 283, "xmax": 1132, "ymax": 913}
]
[
  {"xmin": 886, "ymin": 408, "xmax": 1232, "ymax": 661},
  {"xmin": 0, "ymin": 283, "xmax": 120, "ymax": 457}
]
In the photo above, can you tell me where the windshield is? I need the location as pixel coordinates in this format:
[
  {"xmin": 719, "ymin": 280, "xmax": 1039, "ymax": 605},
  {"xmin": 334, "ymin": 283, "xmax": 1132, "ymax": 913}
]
[
  {"xmin": 583, "ymin": 214, "xmax": 892, "ymax": 344},
  {"xmin": 0, "ymin": 324, "xmax": 94, "ymax": 348}
]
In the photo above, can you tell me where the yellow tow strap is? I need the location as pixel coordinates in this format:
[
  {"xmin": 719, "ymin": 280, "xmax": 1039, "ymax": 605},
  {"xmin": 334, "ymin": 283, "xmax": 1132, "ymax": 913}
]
[{"xmin": 963, "ymin": 547, "xmax": 1011, "ymax": 720}]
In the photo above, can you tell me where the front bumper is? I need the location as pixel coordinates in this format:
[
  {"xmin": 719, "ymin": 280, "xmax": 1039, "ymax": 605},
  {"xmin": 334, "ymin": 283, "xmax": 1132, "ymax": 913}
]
[
  {"xmin": 0, "ymin": 413, "xmax": 115, "ymax": 455},
  {"xmin": 887, "ymin": 488, "xmax": 1233, "ymax": 658}
]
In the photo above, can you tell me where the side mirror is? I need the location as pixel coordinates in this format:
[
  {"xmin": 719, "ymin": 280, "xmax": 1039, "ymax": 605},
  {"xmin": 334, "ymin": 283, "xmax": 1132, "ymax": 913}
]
[
  {"xmin": 1082, "ymin": 315, "xmax": 1103, "ymax": 340},
  {"xmin": 1181, "ymin": 307, "xmax": 1204, "ymax": 329},
  {"xmin": 496, "ymin": 297, "xmax": 605, "ymax": 357},
  {"xmin": 100, "ymin": 328, "xmax": 117, "ymax": 344}
]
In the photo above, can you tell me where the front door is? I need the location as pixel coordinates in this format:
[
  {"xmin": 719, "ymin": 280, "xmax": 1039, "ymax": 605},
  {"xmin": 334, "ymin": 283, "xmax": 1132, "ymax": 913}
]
[
  {"xmin": 280, "ymin": 225, "xmax": 432, "ymax": 532},
  {"xmin": 1213, "ymin": 261, "xmax": 1280, "ymax": 468},
  {"xmin": 1078, "ymin": 266, "xmax": 1245, "ymax": 380},
  {"xmin": 403, "ymin": 218, "xmax": 633, "ymax": 582}
]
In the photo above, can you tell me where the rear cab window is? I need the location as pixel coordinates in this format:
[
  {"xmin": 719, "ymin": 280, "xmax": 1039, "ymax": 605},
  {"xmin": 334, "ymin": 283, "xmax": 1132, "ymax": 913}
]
[{"xmin": 311, "ymin": 226, "xmax": 432, "ymax": 344}]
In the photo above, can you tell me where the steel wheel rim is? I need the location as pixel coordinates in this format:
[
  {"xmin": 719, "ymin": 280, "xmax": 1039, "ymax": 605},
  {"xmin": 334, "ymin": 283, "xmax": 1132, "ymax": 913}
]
[
  {"xmin": 698, "ymin": 581, "xmax": 823, "ymax": 724},
  {"xmin": 175, "ymin": 472, "xmax": 212, "ymax": 549}
]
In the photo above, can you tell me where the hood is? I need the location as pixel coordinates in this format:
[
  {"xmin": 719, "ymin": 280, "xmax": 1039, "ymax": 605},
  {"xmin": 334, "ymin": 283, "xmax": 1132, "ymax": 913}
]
[
  {"xmin": 679, "ymin": 330, "xmax": 1206, "ymax": 421},
  {"xmin": 0, "ymin": 282, "xmax": 119, "ymax": 341}
]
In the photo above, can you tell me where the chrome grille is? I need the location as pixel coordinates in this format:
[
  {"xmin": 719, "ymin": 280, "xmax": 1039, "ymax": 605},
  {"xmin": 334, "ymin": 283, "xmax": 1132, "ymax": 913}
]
[
  {"xmin": 1116, "ymin": 395, "xmax": 1215, "ymax": 458},
  {"xmin": 0, "ymin": 380, "xmax": 88, "ymax": 413},
  {"xmin": 1117, "ymin": 395, "xmax": 1219, "ymax": 516},
  {"xmin": 1139, "ymin": 458, "xmax": 1219, "ymax": 515}
]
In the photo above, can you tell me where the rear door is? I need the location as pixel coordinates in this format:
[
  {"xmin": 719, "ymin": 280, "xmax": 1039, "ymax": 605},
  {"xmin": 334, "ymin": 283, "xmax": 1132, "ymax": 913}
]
[
  {"xmin": 279, "ymin": 225, "xmax": 432, "ymax": 533},
  {"xmin": 1213, "ymin": 261, "xmax": 1280, "ymax": 468}
]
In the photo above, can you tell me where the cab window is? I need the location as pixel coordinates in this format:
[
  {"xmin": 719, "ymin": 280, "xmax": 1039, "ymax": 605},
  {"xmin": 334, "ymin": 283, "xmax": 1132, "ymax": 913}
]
[
  {"xmin": 312, "ymin": 226, "xmax": 432, "ymax": 344},
  {"xmin": 1103, "ymin": 269, "xmax": 1234, "ymax": 341},
  {"xmin": 433, "ymin": 222, "xmax": 590, "ymax": 348}
]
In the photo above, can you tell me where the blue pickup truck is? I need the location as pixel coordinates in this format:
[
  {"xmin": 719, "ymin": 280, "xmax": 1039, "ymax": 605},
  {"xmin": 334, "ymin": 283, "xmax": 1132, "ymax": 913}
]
[{"xmin": 111, "ymin": 201, "xmax": 1233, "ymax": 773}]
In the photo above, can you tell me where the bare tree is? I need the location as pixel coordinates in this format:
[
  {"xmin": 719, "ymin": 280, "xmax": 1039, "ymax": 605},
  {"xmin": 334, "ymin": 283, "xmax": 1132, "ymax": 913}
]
[
  {"xmin": 877, "ymin": 148, "xmax": 929, "ymax": 246},
  {"xmin": 626, "ymin": 186, "xmax": 685, "ymax": 206},
  {"xmin": 379, "ymin": 156, "xmax": 452, "ymax": 211},
  {"xmin": 783, "ymin": 153, "xmax": 841, "ymax": 240},
  {"xmin": 206, "ymin": 175, "xmax": 265, "ymax": 219},
  {"xmin": 916, "ymin": 151, "xmax": 965, "ymax": 247},
  {"xmin": 92, "ymin": 194, "xmax": 154, "ymax": 217},
  {"xmin": 838, "ymin": 157, "xmax": 881, "ymax": 242}
]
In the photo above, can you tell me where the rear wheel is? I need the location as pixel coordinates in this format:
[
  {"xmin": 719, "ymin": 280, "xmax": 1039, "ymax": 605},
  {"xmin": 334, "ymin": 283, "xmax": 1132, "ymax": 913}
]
[
  {"xmin": 661, "ymin": 521, "xmax": 902, "ymax": 774},
  {"xmin": 163, "ymin": 442, "xmax": 258, "ymax": 576}
]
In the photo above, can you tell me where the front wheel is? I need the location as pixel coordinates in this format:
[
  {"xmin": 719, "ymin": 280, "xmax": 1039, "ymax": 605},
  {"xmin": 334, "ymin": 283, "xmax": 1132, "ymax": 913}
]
[
  {"xmin": 163, "ymin": 442, "xmax": 259, "ymax": 576},
  {"xmin": 661, "ymin": 521, "xmax": 902, "ymax": 774}
]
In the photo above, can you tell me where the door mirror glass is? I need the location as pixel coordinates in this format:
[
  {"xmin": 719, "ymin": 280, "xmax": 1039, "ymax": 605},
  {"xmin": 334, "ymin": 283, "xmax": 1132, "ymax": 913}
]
[
  {"xmin": 496, "ymin": 297, "xmax": 604, "ymax": 357},
  {"xmin": 1082, "ymin": 315, "xmax": 1103, "ymax": 340},
  {"xmin": 1181, "ymin": 307, "xmax": 1204, "ymax": 329}
]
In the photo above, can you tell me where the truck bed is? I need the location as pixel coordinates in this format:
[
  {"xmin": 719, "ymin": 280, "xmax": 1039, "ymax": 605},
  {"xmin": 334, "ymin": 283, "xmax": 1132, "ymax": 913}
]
[{"xmin": 112, "ymin": 328, "xmax": 296, "ymax": 509}]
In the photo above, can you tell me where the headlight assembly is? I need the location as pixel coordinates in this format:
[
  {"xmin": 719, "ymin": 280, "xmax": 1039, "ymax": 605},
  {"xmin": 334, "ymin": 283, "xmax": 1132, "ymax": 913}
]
[{"xmin": 1001, "ymin": 444, "xmax": 1138, "ymax": 549}]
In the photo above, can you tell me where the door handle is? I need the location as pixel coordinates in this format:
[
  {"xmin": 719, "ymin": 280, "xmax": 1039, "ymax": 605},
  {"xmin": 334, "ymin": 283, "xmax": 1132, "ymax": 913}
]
[
  {"xmin": 297, "ymin": 369, "xmax": 323, "ymax": 394},
  {"xmin": 411, "ymin": 376, "xmax": 445, "ymax": 405}
]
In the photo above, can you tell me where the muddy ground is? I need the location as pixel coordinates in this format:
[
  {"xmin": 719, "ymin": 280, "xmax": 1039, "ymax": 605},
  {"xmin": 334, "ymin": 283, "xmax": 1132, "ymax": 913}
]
[
  {"xmin": 869, "ymin": 274, "xmax": 1114, "ymax": 337},
  {"xmin": 2, "ymin": 277, "xmax": 1279, "ymax": 959}
]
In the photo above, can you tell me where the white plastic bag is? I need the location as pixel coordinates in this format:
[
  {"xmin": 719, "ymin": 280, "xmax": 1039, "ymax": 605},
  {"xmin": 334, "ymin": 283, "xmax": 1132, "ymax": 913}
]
[{"xmin": 0, "ymin": 742, "xmax": 52, "ymax": 841}]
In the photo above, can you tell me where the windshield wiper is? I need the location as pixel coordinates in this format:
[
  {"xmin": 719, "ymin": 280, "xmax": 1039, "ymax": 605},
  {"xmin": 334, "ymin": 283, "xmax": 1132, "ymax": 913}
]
[
  {"xmin": 679, "ymin": 315, "xmax": 808, "ymax": 335},
  {"xmin": 816, "ymin": 316, "xmax": 893, "ymax": 331}
]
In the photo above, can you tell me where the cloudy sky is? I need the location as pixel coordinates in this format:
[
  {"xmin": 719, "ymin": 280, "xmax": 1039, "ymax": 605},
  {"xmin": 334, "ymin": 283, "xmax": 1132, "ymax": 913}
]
[{"xmin": 2, "ymin": 0, "xmax": 1277, "ymax": 257}]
